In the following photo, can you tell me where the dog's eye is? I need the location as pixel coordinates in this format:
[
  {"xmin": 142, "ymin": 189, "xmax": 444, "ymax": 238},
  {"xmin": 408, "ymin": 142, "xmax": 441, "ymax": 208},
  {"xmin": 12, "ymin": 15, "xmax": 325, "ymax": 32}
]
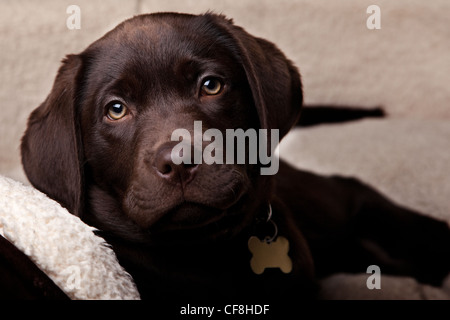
[
  {"xmin": 201, "ymin": 78, "xmax": 223, "ymax": 96},
  {"xmin": 107, "ymin": 102, "xmax": 128, "ymax": 120}
]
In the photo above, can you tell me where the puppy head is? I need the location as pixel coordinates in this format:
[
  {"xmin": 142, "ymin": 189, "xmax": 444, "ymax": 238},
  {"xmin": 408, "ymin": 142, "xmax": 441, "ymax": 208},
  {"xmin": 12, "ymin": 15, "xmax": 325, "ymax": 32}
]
[{"xmin": 21, "ymin": 13, "xmax": 303, "ymax": 244}]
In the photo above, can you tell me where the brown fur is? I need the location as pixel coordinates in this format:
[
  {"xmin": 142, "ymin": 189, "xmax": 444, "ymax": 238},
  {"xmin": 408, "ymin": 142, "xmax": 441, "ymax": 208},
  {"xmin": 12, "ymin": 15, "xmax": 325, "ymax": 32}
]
[{"xmin": 21, "ymin": 13, "xmax": 450, "ymax": 302}]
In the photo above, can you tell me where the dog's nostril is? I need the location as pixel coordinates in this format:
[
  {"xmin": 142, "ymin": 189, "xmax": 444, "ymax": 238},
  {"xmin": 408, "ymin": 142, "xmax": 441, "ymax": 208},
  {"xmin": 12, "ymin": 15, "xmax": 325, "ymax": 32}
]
[
  {"xmin": 153, "ymin": 142, "xmax": 198, "ymax": 183},
  {"xmin": 153, "ymin": 150, "xmax": 175, "ymax": 176},
  {"xmin": 159, "ymin": 164, "xmax": 173, "ymax": 175}
]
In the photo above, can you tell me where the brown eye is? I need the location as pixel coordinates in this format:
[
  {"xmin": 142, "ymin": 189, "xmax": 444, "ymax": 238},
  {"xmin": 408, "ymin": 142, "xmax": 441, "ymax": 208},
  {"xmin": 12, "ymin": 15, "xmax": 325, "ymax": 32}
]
[
  {"xmin": 201, "ymin": 78, "xmax": 223, "ymax": 96},
  {"xmin": 107, "ymin": 102, "xmax": 128, "ymax": 120}
]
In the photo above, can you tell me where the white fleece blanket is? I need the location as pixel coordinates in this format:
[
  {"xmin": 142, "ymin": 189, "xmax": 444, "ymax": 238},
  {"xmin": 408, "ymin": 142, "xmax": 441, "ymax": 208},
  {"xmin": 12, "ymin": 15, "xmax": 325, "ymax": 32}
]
[{"xmin": 0, "ymin": 175, "xmax": 140, "ymax": 300}]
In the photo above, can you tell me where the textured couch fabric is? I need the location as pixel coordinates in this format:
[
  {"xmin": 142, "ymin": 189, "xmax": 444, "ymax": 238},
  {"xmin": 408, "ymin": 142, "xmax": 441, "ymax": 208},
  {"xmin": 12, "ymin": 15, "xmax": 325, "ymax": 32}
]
[{"xmin": 0, "ymin": 0, "xmax": 449, "ymax": 299}]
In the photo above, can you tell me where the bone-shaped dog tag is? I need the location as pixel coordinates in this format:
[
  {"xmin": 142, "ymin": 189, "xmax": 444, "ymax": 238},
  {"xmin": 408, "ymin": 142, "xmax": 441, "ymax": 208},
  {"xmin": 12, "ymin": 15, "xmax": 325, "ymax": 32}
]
[{"xmin": 248, "ymin": 236, "xmax": 293, "ymax": 275}]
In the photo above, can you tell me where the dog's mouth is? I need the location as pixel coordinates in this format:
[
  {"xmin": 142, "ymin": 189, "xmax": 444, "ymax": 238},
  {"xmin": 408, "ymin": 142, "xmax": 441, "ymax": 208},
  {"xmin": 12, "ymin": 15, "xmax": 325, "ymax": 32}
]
[{"xmin": 155, "ymin": 202, "xmax": 224, "ymax": 231}]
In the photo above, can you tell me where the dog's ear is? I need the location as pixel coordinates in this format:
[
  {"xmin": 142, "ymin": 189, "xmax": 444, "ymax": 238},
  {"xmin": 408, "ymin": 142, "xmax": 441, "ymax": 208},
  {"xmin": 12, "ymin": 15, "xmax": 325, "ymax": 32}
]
[
  {"xmin": 209, "ymin": 14, "xmax": 303, "ymax": 139},
  {"xmin": 21, "ymin": 55, "xmax": 84, "ymax": 217}
]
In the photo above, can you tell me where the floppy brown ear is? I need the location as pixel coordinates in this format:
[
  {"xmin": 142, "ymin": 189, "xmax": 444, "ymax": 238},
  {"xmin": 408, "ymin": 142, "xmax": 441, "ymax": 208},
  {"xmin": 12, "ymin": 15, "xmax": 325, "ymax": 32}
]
[
  {"xmin": 210, "ymin": 14, "xmax": 303, "ymax": 139},
  {"xmin": 21, "ymin": 54, "xmax": 84, "ymax": 217}
]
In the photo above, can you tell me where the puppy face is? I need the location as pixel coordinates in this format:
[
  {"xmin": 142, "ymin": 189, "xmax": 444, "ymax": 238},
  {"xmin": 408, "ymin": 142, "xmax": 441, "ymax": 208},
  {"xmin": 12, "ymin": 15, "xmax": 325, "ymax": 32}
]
[
  {"xmin": 81, "ymin": 14, "xmax": 262, "ymax": 242},
  {"xmin": 21, "ymin": 13, "xmax": 303, "ymax": 245}
]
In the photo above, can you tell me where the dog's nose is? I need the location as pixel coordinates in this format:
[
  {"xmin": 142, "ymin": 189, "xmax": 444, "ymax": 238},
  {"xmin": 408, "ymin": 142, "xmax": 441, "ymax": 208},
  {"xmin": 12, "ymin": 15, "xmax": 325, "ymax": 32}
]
[{"xmin": 153, "ymin": 142, "xmax": 198, "ymax": 185}]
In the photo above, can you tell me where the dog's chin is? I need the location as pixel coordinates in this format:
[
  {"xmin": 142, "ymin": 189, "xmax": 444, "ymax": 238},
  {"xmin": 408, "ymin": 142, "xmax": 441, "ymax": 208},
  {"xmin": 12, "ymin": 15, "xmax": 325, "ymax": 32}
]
[{"xmin": 145, "ymin": 201, "xmax": 250, "ymax": 245}]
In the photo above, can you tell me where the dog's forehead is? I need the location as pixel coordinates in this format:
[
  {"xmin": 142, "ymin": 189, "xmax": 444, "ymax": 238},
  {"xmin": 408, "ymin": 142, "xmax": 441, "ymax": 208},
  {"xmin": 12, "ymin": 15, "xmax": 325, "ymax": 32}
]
[
  {"xmin": 90, "ymin": 14, "xmax": 237, "ymax": 71},
  {"xmin": 81, "ymin": 14, "xmax": 244, "ymax": 104}
]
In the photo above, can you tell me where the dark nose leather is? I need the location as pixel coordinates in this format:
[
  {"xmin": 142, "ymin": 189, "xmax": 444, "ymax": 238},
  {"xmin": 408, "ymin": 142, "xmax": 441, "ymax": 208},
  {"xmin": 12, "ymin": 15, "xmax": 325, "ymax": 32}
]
[{"xmin": 153, "ymin": 142, "xmax": 198, "ymax": 185}]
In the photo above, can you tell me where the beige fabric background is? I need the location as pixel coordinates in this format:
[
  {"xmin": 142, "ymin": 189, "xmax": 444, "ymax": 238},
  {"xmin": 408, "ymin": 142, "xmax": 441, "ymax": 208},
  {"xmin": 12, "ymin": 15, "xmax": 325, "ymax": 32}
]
[{"xmin": 1, "ymin": 0, "xmax": 449, "ymax": 299}]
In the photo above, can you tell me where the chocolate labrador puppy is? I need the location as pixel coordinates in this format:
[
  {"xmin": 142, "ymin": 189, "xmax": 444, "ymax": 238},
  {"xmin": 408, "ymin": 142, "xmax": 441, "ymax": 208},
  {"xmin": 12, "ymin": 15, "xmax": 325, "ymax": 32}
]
[{"xmin": 21, "ymin": 13, "xmax": 449, "ymax": 302}]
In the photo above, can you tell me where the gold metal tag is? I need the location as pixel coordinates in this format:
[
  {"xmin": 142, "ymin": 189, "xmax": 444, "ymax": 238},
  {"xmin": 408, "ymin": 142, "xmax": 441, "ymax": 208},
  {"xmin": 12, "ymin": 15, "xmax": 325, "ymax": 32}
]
[{"xmin": 248, "ymin": 236, "xmax": 293, "ymax": 275}]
